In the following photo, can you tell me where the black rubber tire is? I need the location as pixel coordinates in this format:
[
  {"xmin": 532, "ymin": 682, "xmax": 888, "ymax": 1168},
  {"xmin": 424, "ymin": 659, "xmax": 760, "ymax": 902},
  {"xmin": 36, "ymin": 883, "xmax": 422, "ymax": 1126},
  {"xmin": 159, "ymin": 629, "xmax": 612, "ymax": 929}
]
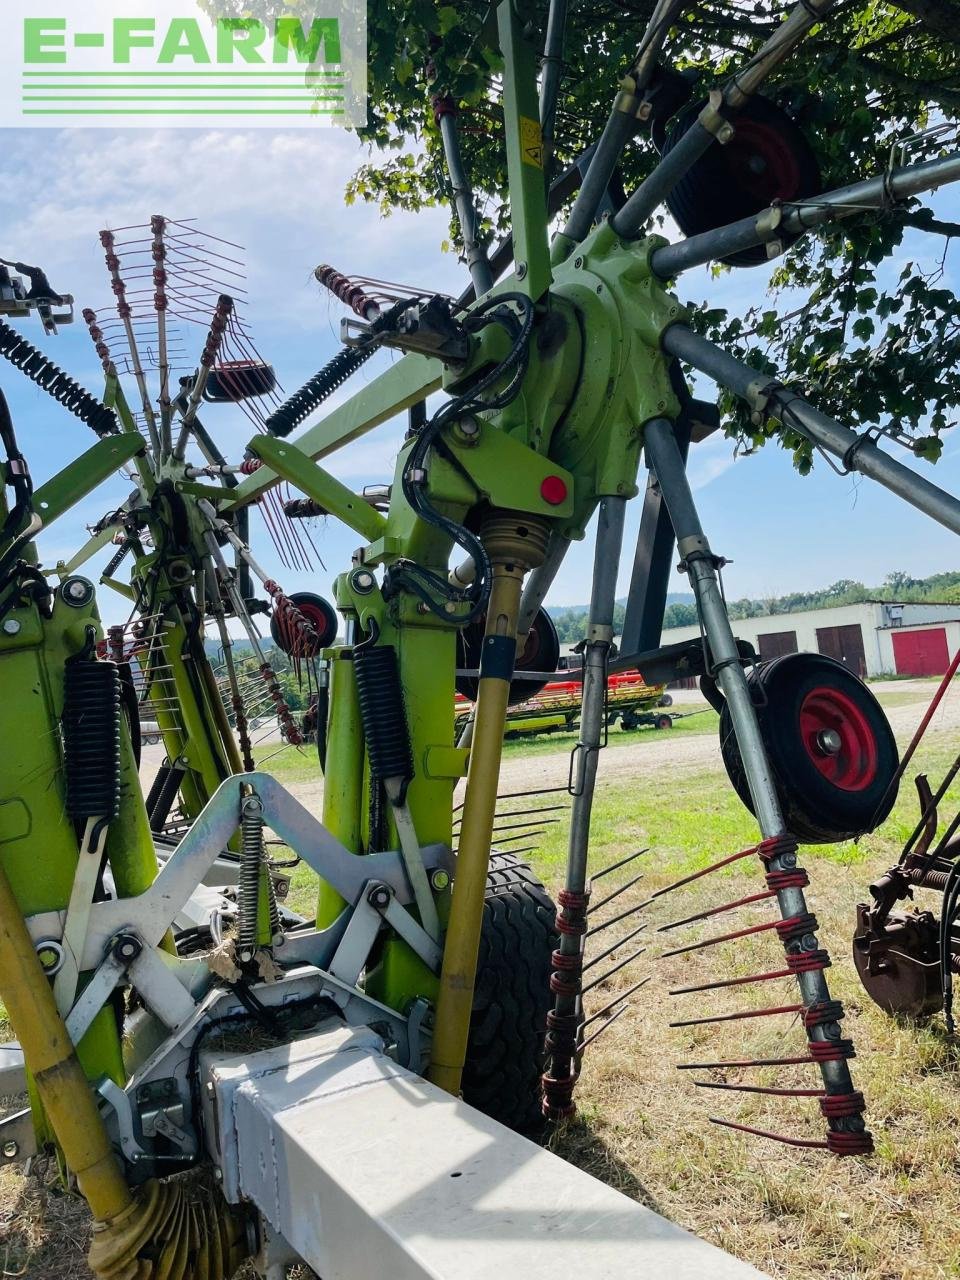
[
  {"xmin": 661, "ymin": 94, "xmax": 821, "ymax": 267},
  {"xmin": 720, "ymin": 652, "xmax": 899, "ymax": 843},
  {"xmin": 658, "ymin": 693, "xmax": 673, "ymax": 708},
  {"xmin": 462, "ymin": 851, "xmax": 557, "ymax": 1133},
  {"xmin": 270, "ymin": 591, "xmax": 338, "ymax": 657},
  {"xmin": 456, "ymin": 607, "xmax": 560, "ymax": 706}
]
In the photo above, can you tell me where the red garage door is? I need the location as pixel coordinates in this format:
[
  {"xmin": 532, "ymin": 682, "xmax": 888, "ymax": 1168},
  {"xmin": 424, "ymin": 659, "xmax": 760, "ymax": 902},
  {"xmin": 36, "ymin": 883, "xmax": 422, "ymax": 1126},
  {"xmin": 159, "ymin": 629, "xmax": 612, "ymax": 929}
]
[{"xmin": 892, "ymin": 628, "xmax": 950, "ymax": 676}]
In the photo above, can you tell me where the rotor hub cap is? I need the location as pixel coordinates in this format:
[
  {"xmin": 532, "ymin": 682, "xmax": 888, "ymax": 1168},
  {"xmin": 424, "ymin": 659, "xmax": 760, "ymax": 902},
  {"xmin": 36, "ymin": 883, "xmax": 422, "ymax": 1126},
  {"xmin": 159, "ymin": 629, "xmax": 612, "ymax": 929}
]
[{"xmin": 799, "ymin": 685, "xmax": 878, "ymax": 791}]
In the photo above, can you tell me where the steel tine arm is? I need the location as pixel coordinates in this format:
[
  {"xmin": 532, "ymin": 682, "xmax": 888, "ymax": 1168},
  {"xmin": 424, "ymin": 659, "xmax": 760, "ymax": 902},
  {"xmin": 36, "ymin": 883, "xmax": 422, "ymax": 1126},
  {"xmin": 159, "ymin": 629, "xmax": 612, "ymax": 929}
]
[
  {"xmin": 539, "ymin": 0, "xmax": 569, "ymax": 163},
  {"xmin": 651, "ymin": 151, "xmax": 960, "ymax": 278},
  {"xmin": 661, "ymin": 324, "xmax": 960, "ymax": 537},
  {"xmin": 554, "ymin": 0, "xmax": 686, "ymax": 262},
  {"xmin": 612, "ymin": 0, "xmax": 835, "ymax": 240},
  {"xmin": 434, "ymin": 99, "xmax": 494, "ymax": 299}
]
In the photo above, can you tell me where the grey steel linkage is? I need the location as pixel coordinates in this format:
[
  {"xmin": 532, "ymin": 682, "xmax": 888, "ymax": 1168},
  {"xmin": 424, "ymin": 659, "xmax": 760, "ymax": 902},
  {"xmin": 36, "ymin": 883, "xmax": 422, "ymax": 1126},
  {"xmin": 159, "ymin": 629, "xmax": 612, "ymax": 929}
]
[
  {"xmin": 662, "ymin": 325, "xmax": 960, "ymax": 537},
  {"xmin": 651, "ymin": 151, "xmax": 960, "ymax": 277},
  {"xmin": 612, "ymin": 0, "xmax": 835, "ymax": 240},
  {"xmin": 539, "ymin": 0, "xmax": 568, "ymax": 159},
  {"xmin": 642, "ymin": 417, "xmax": 861, "ymax": 1104},
  {"xmin": 555, "ymin": 0, "xmax": 685, "ymax": 255},
  {"xmin": 542, "ymin": 496, "xmax": 626, "ymax": 1119},
  {"xmin": 436, "ymin": 100, "xmax": 494, "ymax": 299}
]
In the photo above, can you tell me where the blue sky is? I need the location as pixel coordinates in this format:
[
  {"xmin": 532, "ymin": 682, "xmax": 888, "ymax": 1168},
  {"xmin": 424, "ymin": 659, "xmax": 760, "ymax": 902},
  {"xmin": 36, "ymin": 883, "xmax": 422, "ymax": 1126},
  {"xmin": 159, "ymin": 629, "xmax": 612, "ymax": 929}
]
[{"xmin": 1, "ymin": 123, "xmax": 958, "ymax": 625}]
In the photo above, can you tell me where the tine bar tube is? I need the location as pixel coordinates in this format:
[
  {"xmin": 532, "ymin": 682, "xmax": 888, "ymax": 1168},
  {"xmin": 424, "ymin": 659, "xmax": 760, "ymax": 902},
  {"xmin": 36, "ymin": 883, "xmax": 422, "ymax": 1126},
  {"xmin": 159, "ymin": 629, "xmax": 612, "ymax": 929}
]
[
  {"xmin": 661, "ymin": 327, "xmax": 960, "ymax": 537},
  {"xmin": 651, "ymin": 152, "xmax": 960, "ymax": 278},
  {"xmin": 611, "ymin": 0, "xmax": 834, "ymax": 240},
  {"xmin": 435, "ymin": 99, "xmax": 494, "ymax": 299},
  {"xmin": 542, "ymin": 497, "xmax": 627, "ymax": 1118},
  {"xmin": 643, "ymin": 417, "xmax": 867, "ymax": 1133},
  {"xmin": 553, "ymin": 0, "xmax": 684, "ymax": 259},
  {"xmin": 539, "ymin": 0, "xmax": 568, "ymax": 156}
]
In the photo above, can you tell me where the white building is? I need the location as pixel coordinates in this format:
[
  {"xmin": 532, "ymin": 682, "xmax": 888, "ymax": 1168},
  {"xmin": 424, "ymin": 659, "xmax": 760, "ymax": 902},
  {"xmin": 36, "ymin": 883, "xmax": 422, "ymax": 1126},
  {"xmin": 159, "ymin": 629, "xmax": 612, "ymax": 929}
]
[{"xmin": 658, "ymin": 600, "xmax": 960, "ymax": 678}]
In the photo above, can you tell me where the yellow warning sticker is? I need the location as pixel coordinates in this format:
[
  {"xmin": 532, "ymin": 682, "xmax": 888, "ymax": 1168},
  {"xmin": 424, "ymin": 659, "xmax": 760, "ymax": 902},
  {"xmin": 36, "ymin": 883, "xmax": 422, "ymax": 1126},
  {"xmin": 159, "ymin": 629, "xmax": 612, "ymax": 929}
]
[{"xmin": 519, "ymin": 115, "xmax": 543, "ymax": 169}]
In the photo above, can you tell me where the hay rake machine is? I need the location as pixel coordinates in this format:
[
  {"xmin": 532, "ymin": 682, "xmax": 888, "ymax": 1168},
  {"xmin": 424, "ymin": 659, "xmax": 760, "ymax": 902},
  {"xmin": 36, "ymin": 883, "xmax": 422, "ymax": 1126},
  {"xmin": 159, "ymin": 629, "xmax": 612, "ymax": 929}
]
[{"xmin": 1, "ymin": 0, "xmax": 960, "ymax": 1275}]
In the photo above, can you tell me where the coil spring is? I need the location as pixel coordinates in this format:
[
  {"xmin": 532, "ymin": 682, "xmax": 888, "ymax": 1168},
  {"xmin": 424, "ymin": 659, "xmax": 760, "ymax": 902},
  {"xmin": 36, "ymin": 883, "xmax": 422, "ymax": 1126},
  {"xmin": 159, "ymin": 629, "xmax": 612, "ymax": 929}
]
[
  {"xmin": 0, "ymin": 318, "xmax": 117, "ymax": 438},
  {"xmin": 239, "ymin": 799, "xmax": 264, "ymax": 954},
  {"xmin": 62, "ymin": 656, "xmax": 121, "ymax": 822},
  {"xmin": 353, "ymin": 642, "xmax": 413, "ymax": 784},
  {"xmin": 239, "ymin": 797, "xmax": 281, "ymax": 953},
  {"xmin": 265, "ymin": 344, "xmax": 377, "ymax": 439}
]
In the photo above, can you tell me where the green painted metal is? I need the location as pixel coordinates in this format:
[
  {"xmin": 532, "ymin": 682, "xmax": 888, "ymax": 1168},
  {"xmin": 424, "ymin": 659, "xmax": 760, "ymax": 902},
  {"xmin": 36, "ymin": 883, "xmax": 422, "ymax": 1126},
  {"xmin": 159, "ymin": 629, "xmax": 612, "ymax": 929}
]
[
  {"xmin": 498, "ymin": 0, "xmax": 553, "ymax": 303},
  {"xmin": 248, "ymin": 436, "xmax": 388, "ymax": 542},
  {"xmin": 0, "ymin": 572, "xmax": 133, "ymax": 1121},
  {"xmin": 227, "ymin": 352, "xmax": 443, "ymax": 510},
  {"xmin": 32, "ymin": 436, "xmax": 144, "ymax": 528}
]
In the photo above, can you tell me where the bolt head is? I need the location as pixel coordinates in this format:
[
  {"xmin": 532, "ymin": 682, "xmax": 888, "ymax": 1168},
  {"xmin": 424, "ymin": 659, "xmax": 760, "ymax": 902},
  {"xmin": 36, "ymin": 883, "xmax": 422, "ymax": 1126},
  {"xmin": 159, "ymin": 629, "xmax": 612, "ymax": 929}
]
[
  {"xmin": 3, "ymin": 1141, "xmax": 18, "ymax": 1160},
  {"xmin": 2, "ymin": 619, "xmax": 21, "ymax": 636},
  {"xmin": 573, "ymin": 256, "xmax": 583, "ymax": 269},
  {"xmin": 430, "ymin": 869, "xmax": 450, "ymax": 892},
  {"xmin": 368, "ymin": 885, "xmax": 391, "ymax": 909}
]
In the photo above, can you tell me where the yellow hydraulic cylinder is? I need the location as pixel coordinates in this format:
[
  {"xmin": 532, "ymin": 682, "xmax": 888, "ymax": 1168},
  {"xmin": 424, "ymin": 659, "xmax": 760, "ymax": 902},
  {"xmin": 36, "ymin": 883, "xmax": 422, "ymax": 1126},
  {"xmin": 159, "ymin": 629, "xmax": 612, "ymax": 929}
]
[
  {"xmin": 429, "ymin": 514, "xmax": 548, "ymax": 1096},
  {"xmin": 0, "ymin": 860, "xmax": 132, "ymax": 1224}
]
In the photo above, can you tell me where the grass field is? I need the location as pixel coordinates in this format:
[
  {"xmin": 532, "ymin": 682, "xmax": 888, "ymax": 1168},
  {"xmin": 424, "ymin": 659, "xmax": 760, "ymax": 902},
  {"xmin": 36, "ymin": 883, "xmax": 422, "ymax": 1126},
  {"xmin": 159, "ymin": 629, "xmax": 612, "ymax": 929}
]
[{"xmin": 2, "ymin": 691, "xmax": 959, "ymax": 1279}]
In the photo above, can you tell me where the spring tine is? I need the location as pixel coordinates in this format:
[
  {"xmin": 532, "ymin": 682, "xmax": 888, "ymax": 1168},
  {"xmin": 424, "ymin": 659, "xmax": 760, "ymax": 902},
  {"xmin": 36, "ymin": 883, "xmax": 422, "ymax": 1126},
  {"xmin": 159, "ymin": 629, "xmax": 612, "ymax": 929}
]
[
  {"xmin": 657, "ymin": 888, "xmax": 777, "ymax": 934},
  {"xmin": 499, "ymin": 846, "xmax": 536, "ymax": 856},
  {"xmin": 585, "ymin": 897, "xmax": 648, "ymax": 939},
  {"xmin": 581, "ymin": 946, "xmax": 646, "ymax": 993},
  {"xmin": 660, "ymin": 914, "xmax": 780, "ymax": 958},
  {"xmin": 669, "ymin": 966, "xmax": 792, "ymax": 996},
  {"xmin": 670, "ymin": 1002, "xmax": 802, "ymax": 1029},
  {"xmin": 580, "ymin": 976, "xmax": 651, "ymax": 1029},
  {"xmin": 694, "ymin": 1081, "xmax": 824, "ymax": 1098},
  {"xmin": 490, "ymin": 829, "xmax": 547, "ymax": 847},
  {"xmin": 589, "ymin": 872, "xmax": 645, "ymax": 913},
  {"xmin": 641, "ymin": 841, "xmax": 760, "ymax": 905},
  {"xmin": 590, "ymin": 847, "xmax": 651, "ymax": 883},
  {"xmin": 577, "ymin": 1004, "xmax": 629, "ymax": 1051},
  {"xmin": 677, "ymin": 1055, "xmax": 814, "ymax": 1070},
  {"xmin": 458, "ymin": 804, "xmax": 567, "ymax": 825},
  {"xmin": 709, "ymin": 1118, "xmax": 828, "ymax": 1149},
  {"xmin": 489, "ymin": 817, "xmax": 561, "ymax": 835},
  {"xmin": 582, "ymin": 921, "xmax": 648, "ymax": 971}
]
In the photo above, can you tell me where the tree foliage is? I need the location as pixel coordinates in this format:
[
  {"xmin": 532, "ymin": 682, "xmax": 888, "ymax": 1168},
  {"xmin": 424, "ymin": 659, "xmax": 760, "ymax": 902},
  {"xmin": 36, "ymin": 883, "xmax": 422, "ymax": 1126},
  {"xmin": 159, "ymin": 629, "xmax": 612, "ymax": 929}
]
[
  {"xmin": 355, "ymin": 0, "xmax": 960, "ymax": 470},
  {"xmin": 204, "ymin": 0, "xmax": 960, "ymax": 471}
]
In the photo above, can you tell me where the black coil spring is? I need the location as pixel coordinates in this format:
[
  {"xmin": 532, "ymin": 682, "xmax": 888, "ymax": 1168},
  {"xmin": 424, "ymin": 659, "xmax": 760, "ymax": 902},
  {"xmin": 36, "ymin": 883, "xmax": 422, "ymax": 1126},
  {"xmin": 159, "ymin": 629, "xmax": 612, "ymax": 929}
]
[
  {"xmin": 0, "ymin": 319, "xmax": 117, "ymax": 438},
  {"xmin": 62, "ymin": 657, "xmax": 121, "ymax": 821},
  {"xmin": 353, "ymin": 643, "xmax": 413, "ymax": 784},
  {"xmin": 265, "ymin": 344, "xmax": 376, "ymax": 439}
]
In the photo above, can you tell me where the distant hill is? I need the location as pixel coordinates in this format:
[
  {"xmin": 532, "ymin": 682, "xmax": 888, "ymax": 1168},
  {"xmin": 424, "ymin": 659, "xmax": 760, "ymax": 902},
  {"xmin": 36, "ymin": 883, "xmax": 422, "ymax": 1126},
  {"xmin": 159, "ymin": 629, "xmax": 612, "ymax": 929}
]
[
  {"xmin": 545, "ymin": 592, "xmax": 694, "ymax": 618},
  {"xmin": 546, "ymin": 570, "xmax": 960, "ymax": 642}
]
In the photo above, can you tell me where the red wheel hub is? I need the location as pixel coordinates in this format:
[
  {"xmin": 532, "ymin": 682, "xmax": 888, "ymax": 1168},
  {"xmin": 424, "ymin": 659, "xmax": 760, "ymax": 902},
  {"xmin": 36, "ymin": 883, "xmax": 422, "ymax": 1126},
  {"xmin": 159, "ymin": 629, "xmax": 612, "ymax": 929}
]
[
  {"xmin": 798, "ymin": 685, "xmax": 878, "ymax": 791},
  {"xmin": 727, "ymin": 118, "xmax": 802, "ymax": 205}
]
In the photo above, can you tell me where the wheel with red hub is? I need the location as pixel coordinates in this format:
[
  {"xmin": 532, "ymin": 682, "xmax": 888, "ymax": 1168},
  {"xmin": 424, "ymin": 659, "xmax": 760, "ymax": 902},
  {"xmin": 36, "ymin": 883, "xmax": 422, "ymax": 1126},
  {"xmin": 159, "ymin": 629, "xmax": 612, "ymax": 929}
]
[
  {"xmin": 659, "ymin": 94, "xmax": 821, "ymax": 267},
  {"xmin": 270, "ymin": 591, "xmax": 338, "ymax": 658},
  {"xmin": 456, "ymin": 606, "xmax": 560, "ymax": 706},
  {"xmin": 719, "ymin": 652, "xmax": 899, "ymax": 843}
]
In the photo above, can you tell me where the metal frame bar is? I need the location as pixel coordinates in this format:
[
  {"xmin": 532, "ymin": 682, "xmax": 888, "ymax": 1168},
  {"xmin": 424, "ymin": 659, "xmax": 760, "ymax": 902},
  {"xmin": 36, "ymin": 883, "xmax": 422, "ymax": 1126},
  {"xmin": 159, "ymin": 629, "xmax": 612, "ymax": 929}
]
[
  {"xmin": 611, "ymin": 0, "xmax": 835, "ymax": 239},
  {"xmin": 662, "ymin": 325, "xmax": 960, "ymax": 536},
  {"xmin": 651, "ymin": 151, "xmax": 960, "ymax": 278},
  {"xmin": 643, "ymin": 417, "xmax": 860, "ymax": 1104}
]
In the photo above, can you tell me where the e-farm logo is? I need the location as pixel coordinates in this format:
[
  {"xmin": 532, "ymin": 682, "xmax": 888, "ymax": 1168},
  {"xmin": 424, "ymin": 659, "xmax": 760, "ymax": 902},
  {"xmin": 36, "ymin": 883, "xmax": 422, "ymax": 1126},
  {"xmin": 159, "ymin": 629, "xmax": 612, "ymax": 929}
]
[{"xmin": 0, "ymin": 1, "xmax": 367, "ymax": 128}]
